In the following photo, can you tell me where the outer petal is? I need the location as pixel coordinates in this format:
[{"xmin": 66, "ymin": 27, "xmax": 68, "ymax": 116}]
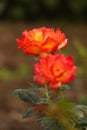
[
  {"xmin": 16, "ymin": 39, "xmax": 24, "ymax": 48},
  {"xmin": 23, "ymin": 46, "xmax": 41, "ymax": 55},
  {"xmin": 33, "ymin": 75, "xmax": 47, "ymax": 85},
  {"xmin": 55, "ymin": 29, "xmax": 66, "ymax": 42},
  {"xmin": 61, "ymin": 66, "xmax": 77, "ymax": 83},
  {"xmin": 40, "ymin": 57, "xmax": 54, "ymax": 80},
  {"xmin": 16, "ymin": 38, "xmax": 42, "ymax": 55},
  {"xmin": 58, "ymin": 39, "xmax": 68, "ymax": 50},
  {"xmin": 49, "ymin": 82, "xmax": 61, "ymax": 90},
  {"xmin": 34, "ymin": 64, "xmax": 42, "ymax": 75},
  {"xmin": 22, "ymin": 30, "xmax": 30, "ymax": 39},
  {"xmin": 42, "ymin": 28, "xmax": 55, "ymax": 41},
  {"xmin": 55, "ymin": 29, "xmax": 68, "ymax": 50},
  {"xmin": 66, "ymin": 56, "xmax": 74, "ymax": 66}
]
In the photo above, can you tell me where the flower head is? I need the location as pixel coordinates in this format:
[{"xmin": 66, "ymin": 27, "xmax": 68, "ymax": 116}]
[
  {"xmin": 34, "ymin": 54, "xmax": 77, "ymax": 90},
  {"xmin": 16, "ymin": 27, "xmax": 67, "ymax": 56}
]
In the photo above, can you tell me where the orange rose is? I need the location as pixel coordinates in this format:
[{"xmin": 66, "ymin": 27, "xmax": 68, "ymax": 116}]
[
  {"xmin": 16, "ymin": 27, "xmax": 67, "ymax": 56},
  {"xmin": 34, "ymin": 54, "xmax": 77, "ymax": 90}
]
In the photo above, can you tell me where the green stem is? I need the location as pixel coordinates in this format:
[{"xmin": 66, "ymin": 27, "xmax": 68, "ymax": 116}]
[
  {"xmin": 45, "ymin": 84, "xmax": 49, "ymax": 99},
  {"xmin": 59, "ymin": 90, "xmax": 65, "ymax": 101}
]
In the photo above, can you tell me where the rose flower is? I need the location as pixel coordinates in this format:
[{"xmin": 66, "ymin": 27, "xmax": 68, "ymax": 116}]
[
  {"xmin": 34, "ymin": 54, "xmax": 77, "ymax": 90},
  {"xmin": 16, "ymin": 27, "xmax": 67, "ymax": 56}
]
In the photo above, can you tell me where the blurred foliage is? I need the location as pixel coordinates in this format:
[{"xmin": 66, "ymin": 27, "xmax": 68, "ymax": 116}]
[
  {"xmin": 14, "ymin": 85, "xmax": 87, "ymax": 130},
  {"xmin": 0, "ymin": 0, "xmax": 87, "ymax": 22},
  {"xmin": 61, "ymin": 40, "xmax": 87, "ymax": 104},
  {"xmin": 62, "ymin": 40, "xmax": 87, "ymax": 79},
  {"xmin": 73, "ymin": 40, "xmax": 87, "ymax": 77},
  {"xmin": 0, "ymin": 64, "xmax": 32, "ymax": 81}
]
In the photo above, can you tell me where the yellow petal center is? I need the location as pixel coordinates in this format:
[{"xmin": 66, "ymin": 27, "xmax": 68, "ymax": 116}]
[{"xmin": 35, "ymin": 31, "xmax": 43, "ymax": 41}]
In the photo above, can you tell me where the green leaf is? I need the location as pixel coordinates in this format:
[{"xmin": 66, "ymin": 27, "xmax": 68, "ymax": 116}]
[
  {"xmin": 39, "ymin": 95, "xmax": 46, "ymax": 103},
  {"xmin": 73, "ymin": 105, "xmax": 87, "ymax": 118},
  {"xmin": 28, "ymin": 82, "xmax": 46, "ymax": 92},
  {"xmin": 71, "ymin": 105, "xmax": 87, "ymax": 129},
  {"xmin": 47, "ymin": 119, "xmax": 65, "ymax": 130},
  {"xmin": 22, "ymin": 108, "xmax": 36, "ymax": 118},
  {"xmin": 38, "ymin": 117, "xmax": 65, "ymax": 130},
  {"xmin": 36, "ymin": 87, "xmax": 46, "ymax": 92},
  {"xmin": 75, "ymin": 118, "xmax": 87, "ymax": 129},
  {"xmin": 13, "ymin": 89, "xmax": 39, "ymax": 104},
  {"xmin": 38, "ymin": 117, "xmax": 48, "ymax": 127}
]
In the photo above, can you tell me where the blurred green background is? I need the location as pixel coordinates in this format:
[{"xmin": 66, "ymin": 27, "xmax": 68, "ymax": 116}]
[
  {"xmin": 0, "ymin": 0, "xmax": 87, "ymax": 22},
  {"xmin": 0, "ymin": 0, "xmax": 87, "ymax": 130}
]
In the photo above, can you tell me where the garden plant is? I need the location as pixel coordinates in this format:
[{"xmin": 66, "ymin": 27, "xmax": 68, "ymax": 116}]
[{"xmin": 14, "ymin": 27, "xmax": 87, "ymax": 130}]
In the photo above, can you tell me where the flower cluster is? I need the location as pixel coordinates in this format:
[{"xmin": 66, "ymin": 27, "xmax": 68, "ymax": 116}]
[
  {"xmin": 15, "ymin": 27, "xmax": 84, "ymax": 130},
  {"xmin": 16, "ymin": 27, "xmax": 77, "ymax": 90}
]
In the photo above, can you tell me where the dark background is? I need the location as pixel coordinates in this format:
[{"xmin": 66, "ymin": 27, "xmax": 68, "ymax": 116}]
[
  {"xmin": 0, "ymin": 0, "xmax": 87, "ymax": 22},
  {"xmin": 0, "ymin": 0, "xmax": 87, "ymax": 130}
]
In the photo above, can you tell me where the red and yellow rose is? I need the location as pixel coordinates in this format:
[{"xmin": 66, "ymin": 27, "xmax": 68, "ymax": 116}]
[
  {"xmin": 16, "ymin": 27, "xmax": 67, "ymax": 56},
  {"xmin": 34, "ymin": 54, "xmax": 77, "ymax": 90}
]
